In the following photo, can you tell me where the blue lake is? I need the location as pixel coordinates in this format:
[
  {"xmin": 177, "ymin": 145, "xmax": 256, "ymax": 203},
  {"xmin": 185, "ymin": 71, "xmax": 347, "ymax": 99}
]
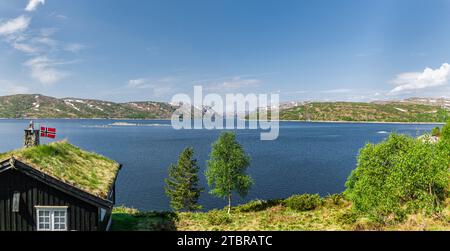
[{"xmin": 0, "ymin": 119, "xmax": 439, "ymax": 211}]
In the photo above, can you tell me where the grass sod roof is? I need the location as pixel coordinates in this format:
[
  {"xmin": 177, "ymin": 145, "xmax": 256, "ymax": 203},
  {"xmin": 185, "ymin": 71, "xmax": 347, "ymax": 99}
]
[{"xmin": 0, "ymin": 141, "xmax": 120, "ymax": 200}]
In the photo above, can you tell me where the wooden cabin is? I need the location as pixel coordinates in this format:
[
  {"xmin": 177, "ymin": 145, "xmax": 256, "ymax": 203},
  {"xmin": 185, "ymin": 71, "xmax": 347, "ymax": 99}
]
[{"xmin": 0, "ymin": 125, "xmax": 121, "ymax": 231}]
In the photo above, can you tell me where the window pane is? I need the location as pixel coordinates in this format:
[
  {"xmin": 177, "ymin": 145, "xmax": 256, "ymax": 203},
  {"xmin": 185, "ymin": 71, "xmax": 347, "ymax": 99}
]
[{"xmin": 37, "ymin": 208, "xmax": 68, "ymax": 231}]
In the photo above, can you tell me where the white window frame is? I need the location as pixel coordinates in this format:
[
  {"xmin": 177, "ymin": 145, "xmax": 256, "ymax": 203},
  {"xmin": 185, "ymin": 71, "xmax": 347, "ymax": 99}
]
[
  {"xmin": 100, "ymin": 208, "xmax": 107, "ymax": 222},
  {"xmin": 35, "ymin": 206, "xmax": 68, "ymax": 231}
]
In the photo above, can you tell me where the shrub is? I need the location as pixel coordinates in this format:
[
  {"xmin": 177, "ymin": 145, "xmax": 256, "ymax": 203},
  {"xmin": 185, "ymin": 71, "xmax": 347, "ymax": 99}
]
[
  {"xmin": 284, "ymin": 194, "xmax": 323, "ymax": 211},
  {"xmin": 234, "ymin": 199, "xmax": 283, "ymax": 213},
  {"xmin": 134, "ymin": 211, "xmax": 178, "ymax": 231},
  {"xmin": 326, "ymin": 193, "xmax": 345, "ymax": 206},
  {"xmin": 136, "ymin": 211, "xmax": 178, "ymax": 221},
  {"xmin": 234, "ymin": 200, "xmax": 266, "ymax": 212},
  {"xmin": 345, "ymin": 134, "xmax": 449, "ymax": 222},
  {"xmin": 206, "ymin": 210, "xmax": 233, "ymax": 225},
  {"xmin": 441, "ymin": 121, "xmax": 450, "ymax": 141},
  {"xmin": 111, "ymin": 207, "xmax": 178, "ymax": 231},
  {"xmin": 432, "ymin": 127, "xmax": 441, "ymax": 137},
  {"xmin": 336, "ymin": 211, "xmax": 358, "ymax": 225}
]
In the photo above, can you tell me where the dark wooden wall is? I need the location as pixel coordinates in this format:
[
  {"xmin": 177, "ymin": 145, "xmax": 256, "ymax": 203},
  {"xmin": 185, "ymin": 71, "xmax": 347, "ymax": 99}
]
[{"xmin": 0, "ymin": 169, "xmax": 100, "ymax": 231}]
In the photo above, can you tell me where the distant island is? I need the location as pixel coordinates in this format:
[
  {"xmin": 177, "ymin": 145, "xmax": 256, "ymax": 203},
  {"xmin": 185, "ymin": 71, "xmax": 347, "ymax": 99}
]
[{"xmin": 1, "ymin": 94, "xmax": 449, "ymax": 123}]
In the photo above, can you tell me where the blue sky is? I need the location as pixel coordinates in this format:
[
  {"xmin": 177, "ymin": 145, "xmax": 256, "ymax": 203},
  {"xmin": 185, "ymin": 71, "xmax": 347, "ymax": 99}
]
[{"xmin": 1, "ymin": 0, "xmax": 450, "ymax": 102}]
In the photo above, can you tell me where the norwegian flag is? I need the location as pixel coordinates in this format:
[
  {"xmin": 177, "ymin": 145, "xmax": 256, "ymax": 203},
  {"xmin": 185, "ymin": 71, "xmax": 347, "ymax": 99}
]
[{"xmin": 41, "ymin": 127, "xmax": 57, "ymax": 139}]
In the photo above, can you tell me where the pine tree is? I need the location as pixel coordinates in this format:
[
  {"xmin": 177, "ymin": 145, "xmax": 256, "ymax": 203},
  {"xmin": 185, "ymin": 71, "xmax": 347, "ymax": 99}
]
[
  {"xmin": 206, "ymin": 132, "xmax": 253, "ymax": 214},
  {"xmin": 165, "ymin": 147, "xmax": 203, "ymax": 212}
]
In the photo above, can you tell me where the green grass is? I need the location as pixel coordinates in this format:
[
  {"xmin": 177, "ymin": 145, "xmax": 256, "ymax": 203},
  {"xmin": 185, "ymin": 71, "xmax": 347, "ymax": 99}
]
[
  {"xmin": 111, "ymin": 207, "xmax": 177, "ymax": 231},
  {"xmin": 0, "ymin": 141, "xmax": 120, "ymax": 199},
  {"xmin": 111, "ymin": 197, "xmax": 450, "ymax": 231}
]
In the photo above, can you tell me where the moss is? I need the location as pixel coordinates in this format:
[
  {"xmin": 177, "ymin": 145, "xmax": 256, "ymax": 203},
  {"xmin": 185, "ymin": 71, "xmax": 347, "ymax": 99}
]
[{"xmin": 0, "ymin": 141, "xmax": 120, "ymax": 199}]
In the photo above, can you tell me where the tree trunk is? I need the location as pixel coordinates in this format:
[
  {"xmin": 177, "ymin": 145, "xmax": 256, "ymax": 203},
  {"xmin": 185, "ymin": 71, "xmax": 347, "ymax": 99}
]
[{"xmin": 227, "ymin": 194, "xmax": 232, "ymax": 214}]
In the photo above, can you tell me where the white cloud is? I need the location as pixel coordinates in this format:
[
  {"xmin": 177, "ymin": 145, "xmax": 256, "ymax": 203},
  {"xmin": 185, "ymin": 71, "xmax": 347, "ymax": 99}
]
[
  {"xmin": 25, "ymin": 0, "xmax": 45, "ymax": 12},
  {"xmin": 127, "ymin": 78, "xmax": 149, "ymax": 88},
  {"xmin": 0, "ymin": 0, "xmax": 81, "ymax": 87},
  {"xmin": 24, "ymin": 56, "xmax": 69, "ymax": 85},
  {"xmin": 64, "ymin": 43, "xmax": 85, "ymax": 53},
  {"xmin": 49, "ymin": 13, "xmax": 68, "ymax": 20},
  {"xmin": 6, "ymin": 85, "xmax": 31, "ymax": 94},
  {"xmin": 2, "ymin": 27, "xmax": 60, "ymax": 55},
  {"xmin": 39, "ymin": 27, "xmax": 58, "ymax": 37},
  {"xmin": 279, "ymin": 89, "xmax": 387, "ymax": 102},
  {"xmin": 127, "ymin": 77, "xmax": 176, "ymax": 88},
  {"xmin": 322, "ymin": 89, "xmax": 353, "ymax": 94},
  {"xmin": 204, "ymin": 76, "xmax": 261, "ymax": 91},
  {"xmin": 0, "ymin": 15, "xmax": 31, "ymax": 35},
  {"xmin": 126, "ymin": 78, "xmax": 175, "ymax": 97},
  {"xmin": 55, "ymin": 14, "xmax": 68, "ymax": 20},
  {"xmin": 223, "ymin": 77, "xmax": 260, "ymax": 89},
  {"xmin": 34, "ymin": 37, "xmax": 58, "ymax": 47},
  {"xmin": 8, "ymin": 32, "xmax": 85, "ymax": 55},
  {"xmin": 389, "ymin": 63, "xmax": 450, "ymax": 94},
  {"xmin": 12, "ymin": 42, "xmax": 37, "ymax": 53},
  {"xmin": 152, "ymin": 86, "xmax": 175, "ymax": 97},
  {"xmin": 0, "ymin": 80, "xmax": 31, "ymax": 95}
]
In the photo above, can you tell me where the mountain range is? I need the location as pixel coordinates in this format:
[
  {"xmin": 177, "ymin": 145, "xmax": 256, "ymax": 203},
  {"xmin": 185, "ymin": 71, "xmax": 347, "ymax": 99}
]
[
  {"xmin": 0, "ymin": 94, "xmax": 175, "ymax": 119},
  {"xmin": 1, "ymin": 94, "xmax": 449, "ymax": 122}
]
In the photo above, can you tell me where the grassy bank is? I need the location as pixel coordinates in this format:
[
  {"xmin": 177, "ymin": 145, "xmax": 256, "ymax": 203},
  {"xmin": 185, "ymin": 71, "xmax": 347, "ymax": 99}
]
[{"xmin": 111, "ymin": 196, "xmax": 450, "ymax": 231}]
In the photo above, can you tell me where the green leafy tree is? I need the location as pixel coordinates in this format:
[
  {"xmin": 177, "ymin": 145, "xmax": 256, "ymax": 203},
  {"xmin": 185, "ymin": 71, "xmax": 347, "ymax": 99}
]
[
  {"xmin": 206, "ymin": 132, "xmax": 253, "ymax": 214},
  {"xmin": 441, "ymin": 121, "xmax": 450, "ymax": 141},
  {"xmin": 345, "ymin": 134, "xmax": 449, "ymax": 222},
  {"xmin": 165, "ymin": 147, "xmax": 203, "ymax": 212}
]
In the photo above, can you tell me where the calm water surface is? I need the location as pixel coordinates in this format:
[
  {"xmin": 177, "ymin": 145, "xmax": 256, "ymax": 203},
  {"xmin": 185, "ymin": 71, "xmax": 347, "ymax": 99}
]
[{"xmin": 0, "ymin": 119, "xmax": 438, "ymax": 211}]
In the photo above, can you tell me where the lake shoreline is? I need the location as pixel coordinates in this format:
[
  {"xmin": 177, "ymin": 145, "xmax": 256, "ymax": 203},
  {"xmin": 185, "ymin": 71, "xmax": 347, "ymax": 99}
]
[{"xmin": 0, "ymin": 117, "xmax": 445, "ymax": 125}]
